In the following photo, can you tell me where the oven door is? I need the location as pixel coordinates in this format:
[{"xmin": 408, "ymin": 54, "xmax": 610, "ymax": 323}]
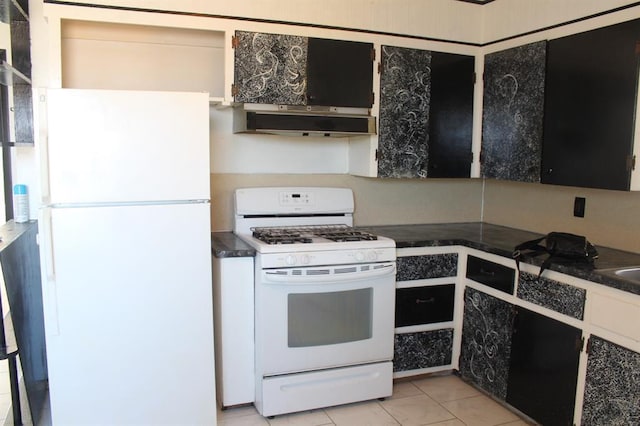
[{"xmin": 255, "ymin": 261, "xmax": 396, "ymax": 376}]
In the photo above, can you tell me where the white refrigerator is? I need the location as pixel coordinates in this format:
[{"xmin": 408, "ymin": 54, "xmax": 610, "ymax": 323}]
[{"xmin": 38, "ymin": 88, "xmax": 216, "ymax": 425}]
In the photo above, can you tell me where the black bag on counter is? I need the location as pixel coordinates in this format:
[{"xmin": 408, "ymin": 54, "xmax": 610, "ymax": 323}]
[{"xmin": 513, "ymin": 232, "xmax": 599, "ymax": 276}]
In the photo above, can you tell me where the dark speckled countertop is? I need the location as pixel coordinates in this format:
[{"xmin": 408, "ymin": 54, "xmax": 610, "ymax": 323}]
[
  {"xmin": 211, "ymin": 232, "xmax": 255, "ymax": 258},
  {"xmin": 212, "ymin": 223, "xmax": 640, "ymax": 295}
]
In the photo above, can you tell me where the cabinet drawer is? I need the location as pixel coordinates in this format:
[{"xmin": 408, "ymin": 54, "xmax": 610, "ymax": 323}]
[
  {"xmin": 395, "ymin": 284, "xmax": 455, "ymax": 327},
  {"xmin": 590, "ymin": 293, "xmax": 640, "ymax": 341},
  {"xmin": 396, "ymin": 253, "xmax": 458, "ymax": 281},
  {"xmin": 394, "ymin": 329, "xmax": 453, "ymax": 372},
  {"xmin": 517, "ymin": 271, "xmax": 586, "ymax": 320},
  {"xmin": 466, "ymin": 255, "xmax": 515, "ymax": 294}
]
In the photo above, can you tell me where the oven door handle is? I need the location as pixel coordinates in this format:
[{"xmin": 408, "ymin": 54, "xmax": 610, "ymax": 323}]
[{"xmin": 263, "ymin": 263, "xmax": 396, "ymax": 284}]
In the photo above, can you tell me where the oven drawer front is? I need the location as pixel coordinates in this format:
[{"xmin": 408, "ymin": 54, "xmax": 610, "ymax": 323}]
[
  {"xmin": 259, "ymin": 361, "xmax": 393, "ymax": 417},
  {"xmin": 395, "ymin": 284, "xmax": 455, "ymax": 327}
]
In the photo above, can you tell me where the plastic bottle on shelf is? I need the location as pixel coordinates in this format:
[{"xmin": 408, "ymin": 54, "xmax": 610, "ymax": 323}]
[{"xmin": 13, "ymin": 184, "xmax": 29, "ymax": 223}]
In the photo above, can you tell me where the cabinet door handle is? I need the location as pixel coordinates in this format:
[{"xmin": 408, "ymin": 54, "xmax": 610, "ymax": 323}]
[
  {"xmin": 415, "ymin": 297, "xmax": 435, "ymax": 304},
  {"xmin": 479, "ymin": 267, "xmax": 496, "ymax": 276}
]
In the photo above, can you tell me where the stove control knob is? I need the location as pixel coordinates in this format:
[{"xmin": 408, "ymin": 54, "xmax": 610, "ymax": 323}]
[
  {"xmin": 367, "ymin": 251, "xmax": 378, "ymax": 261},
  {"xmin": 285, "ymin": 255, "xmax": 297, "ymax": 266},
  {"xmin": 355, "ymin": 251, "xmax": 365, "ymax": 262},
  {"xmin": 300, "ymin": 254, "xmax": 311, "ymax": 265}
]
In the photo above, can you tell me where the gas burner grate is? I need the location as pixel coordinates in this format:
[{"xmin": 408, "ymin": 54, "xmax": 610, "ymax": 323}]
[
  {"xmin": 315, "ymin": 230, "xmax": 378, "ymax": 242},
  {"xmin": 251, "ymin": 225, "xmax": 378, "ymax": 244},
  {"xmin": 252, "ymin": 228, "xmax": 313, "ymax": 245}
]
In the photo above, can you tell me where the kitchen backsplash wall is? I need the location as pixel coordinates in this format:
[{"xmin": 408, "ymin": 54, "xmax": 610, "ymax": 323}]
[
  {"xmin": 210, "ymin": 174, "xmax": 484, "ymax": 231},
  {"xmin": 482, "ymin": 179, "xmax": 640, "ymax": 253},
  {"xmin": 212, "ymin": 174, "xmax": 640, "ymax": 254}
]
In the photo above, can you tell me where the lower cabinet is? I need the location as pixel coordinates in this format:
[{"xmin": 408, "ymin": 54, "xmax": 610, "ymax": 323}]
[
  {"xmin": 517, "ymin": 271, "xmax": 586, "ymax": 320},
  {"xmin": 459, "ymin": 287, "xmax": 514, "ymax": 399},
  {"xmin": 393, "ymin": 250, "xmax": 458, "ymax": 376},
  {"xmin": 394, "ymin": 329, "xmax": 453, "ymax": 372},
  {"xmin": 212, "ymin": 256, "xmax": 255, "ymax": 408},
  {"xmin": 581, "ymin": 336, "xmax": 640, "ymax": 425},
  {"xmin": 506, "ymin": 307, "xmax": 581, "ymax": 426},
  {"xmin": 465, "ymin": 255, "xmax": 515, "ymax": 295},
  {"xmin": 460, "ymin": 286, "xmax": 582, "ymax": 425},
  {"xmin": 395, "ymin": 284, "xmax": 455, "ymax": 327}
]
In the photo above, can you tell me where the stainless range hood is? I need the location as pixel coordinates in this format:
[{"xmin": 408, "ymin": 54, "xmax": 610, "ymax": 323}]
[{"xmin": 233, "ymin": 104, "xmax": 376, "ymax": 138}]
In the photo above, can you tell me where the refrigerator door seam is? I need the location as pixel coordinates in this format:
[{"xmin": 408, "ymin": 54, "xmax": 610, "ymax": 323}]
[{"xmin": 45, "ymin": 199, "xmax": 210, "ymax": 209}]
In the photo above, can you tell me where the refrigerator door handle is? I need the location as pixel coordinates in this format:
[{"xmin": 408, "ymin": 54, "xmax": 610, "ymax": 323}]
[
  {"xmin": 38, "ymin": 90, "xmax": 52, "ymax": 204},
  {"xmin": 41, "ymin": 208, "xmax": 60, "ymax": 335},
  {"xmin": 42, "ymin": 209, "xmax": 56, "ymax": 281}
]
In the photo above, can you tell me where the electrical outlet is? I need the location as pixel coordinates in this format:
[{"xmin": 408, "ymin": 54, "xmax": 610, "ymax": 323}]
[{"xmin": 574, "ymin": 197, "xmax": 586, "ymax": 218}]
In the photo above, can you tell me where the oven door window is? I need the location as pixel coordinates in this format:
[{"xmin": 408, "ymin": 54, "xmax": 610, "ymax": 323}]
[{"xmin": 288, "ymin": 288, "xmax": 373, "ymax": 347}]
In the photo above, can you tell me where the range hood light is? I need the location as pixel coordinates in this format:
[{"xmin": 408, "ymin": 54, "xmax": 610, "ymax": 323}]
[{"xmin": 233, "ymin": 104, "xmax": 376, "ymax": 138}]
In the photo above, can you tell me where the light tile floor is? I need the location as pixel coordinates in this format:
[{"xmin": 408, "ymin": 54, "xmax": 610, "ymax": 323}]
[{"xmin": 217, "ymin": 374, "xmax": 535, "ymax": 426}]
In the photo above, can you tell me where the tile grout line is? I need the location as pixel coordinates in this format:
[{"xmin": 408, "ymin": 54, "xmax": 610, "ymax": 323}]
[
  {"xmin": 381, "ymin": 379, "xmax": 474, "ymax": 426},
  {"xmin": 405, "ymin": 382, "xmax": 469, "ymax": 426}
]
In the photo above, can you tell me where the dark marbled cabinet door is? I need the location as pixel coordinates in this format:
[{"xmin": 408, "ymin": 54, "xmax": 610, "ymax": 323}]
[
  {"xmin": 517, "ymin": 271, "xmax": 586, "ymax": 320},
  {"xmin": 378, "ymin": 46, "xmax": 432, "ymax": 178},
  {"xmin": 428, "ymin": 52, "xmax": 474, "ymax": 178},
  {"xmin": 234, "ymin": 31, "xmax": 308, "ymax": 105},
  {"xmin": 481, "ymin": 41, "xmax": 546, "ymax": 182},
  {"xmin": 582, "ymin": 336, "xmax": 640, "ymax": 425},
  {"xmin": 394, "ymin": 329, "xmax": 453, "ymax": 372},
  {"xmin": 396, "ymin": 253, "xmax": 458, "ymax": 281},
  {"xmin": 459, "ymin": 287, "xmax": 514, "ymax": 400},
  {"xmin": 542, "ymin": 19, "xmax": 640, "ymax": 191}
]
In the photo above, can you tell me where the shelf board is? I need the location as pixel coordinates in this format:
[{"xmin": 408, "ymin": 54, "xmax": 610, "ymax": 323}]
[
  {"xmin": 0, "ymin": 0, "xmax": 28, "ymax": 24},
  {"xmin": 209, "ymin": 96, "xmax": 227, "ymax": 104},
  {"xmin": 0, "ymin": 61, "xmax": 31, "ymax": 86},
  {"xmin": 1, "ymin": 140, "xmax": 34, "ymax": 147},
  {"xmin": 209, "ymin": 97, "xmax": 239, "ymax": 109}
]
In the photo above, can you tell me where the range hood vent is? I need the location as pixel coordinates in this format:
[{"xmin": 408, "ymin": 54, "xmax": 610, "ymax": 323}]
[{"xmin": 233, "ymin": 104, "xmax": 376, "ymax": 138}]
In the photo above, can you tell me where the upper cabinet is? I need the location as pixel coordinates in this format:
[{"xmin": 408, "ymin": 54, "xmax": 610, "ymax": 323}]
[
  {"xmin": 377, "ymin": 46, "xmax": 431, "ymax": 178},
  {"xmin": 429, "ymin": 52, "xmax": 474, "ymax": 178},
  {"xmin": 306, "ymin": 38, "xmax": 374, "ymax": 108},
  {"xmin": 233, "ymin": 31, "xmax": 307, "ymax": 106},
  {"xmin": 481, "ymin": 41, "xmax": 546, "ymax": 183},
  {"xmin": 541, "ymin": 18, "xmax": 640, "ymax": 191},
  {"xmin": 233, "ymin": 31, "xmax": 374, "ymax": 108},
  {"xmin": 377, "ymin": 46, "xmax": 473, "ymax": 178},
  {"xmin": 483, "ymin": 18, "xmax": 640, "ymax": 191}
]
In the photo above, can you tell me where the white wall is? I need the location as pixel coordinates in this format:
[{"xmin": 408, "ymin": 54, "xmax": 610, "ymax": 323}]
[
  {"xmin": 482, "ymin": 0, "xmax": 640, "ymax": 43},
  {"xmin": 46, "ymin": 0, "xmax": 485, "ymax": 44}
]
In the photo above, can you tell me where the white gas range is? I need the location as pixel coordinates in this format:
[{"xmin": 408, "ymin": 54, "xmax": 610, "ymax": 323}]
[{"xmin": 234, "ymin": 187, "xmax": 396, "ymax": 417}]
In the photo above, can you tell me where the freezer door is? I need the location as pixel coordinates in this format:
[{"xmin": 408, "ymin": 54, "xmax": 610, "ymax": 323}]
[
  {"xmin": 45, "ymin": 89, "xmax": 210, "ymax": 204},
  {"xmin": 40, "ymin": 203, "xmax": 215, "ymax": 425}
]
